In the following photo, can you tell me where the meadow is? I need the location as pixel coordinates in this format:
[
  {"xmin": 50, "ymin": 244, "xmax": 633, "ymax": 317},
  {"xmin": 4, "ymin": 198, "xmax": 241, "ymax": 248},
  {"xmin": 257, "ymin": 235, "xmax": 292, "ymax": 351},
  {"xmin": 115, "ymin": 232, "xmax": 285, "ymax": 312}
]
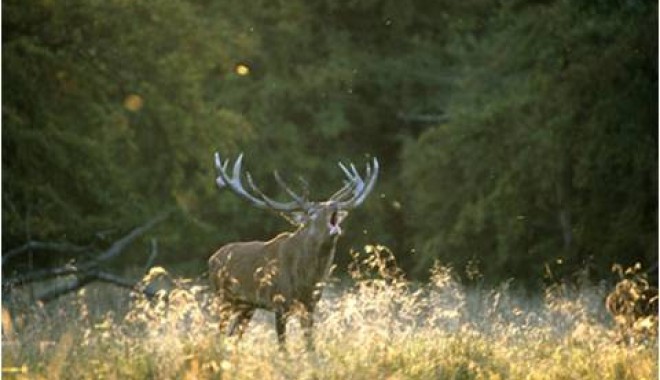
[{"xmin": 2, "ymin": 247, "xmax": 657, "ymax": 380}]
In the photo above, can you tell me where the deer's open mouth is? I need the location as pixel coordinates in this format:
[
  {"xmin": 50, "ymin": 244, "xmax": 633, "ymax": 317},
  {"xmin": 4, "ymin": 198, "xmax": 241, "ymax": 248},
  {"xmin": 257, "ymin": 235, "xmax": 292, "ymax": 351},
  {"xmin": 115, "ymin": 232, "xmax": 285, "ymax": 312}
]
[
  {"xmin": 330, "ymin": 211, "xmax": 338, "ymax": 226},
  {"xmin": 328, "ymin": 211, "xmax": 342, "ymax": 235}
]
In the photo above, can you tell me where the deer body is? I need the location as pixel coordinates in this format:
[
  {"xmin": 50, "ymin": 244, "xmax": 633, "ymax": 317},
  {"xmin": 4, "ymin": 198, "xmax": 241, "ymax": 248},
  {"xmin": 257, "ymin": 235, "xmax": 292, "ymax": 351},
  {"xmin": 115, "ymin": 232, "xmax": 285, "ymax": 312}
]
[
  {"xmin": 209, "ymin": 226, "xmax": 337, "ymax": 311},
  {"xmin": 208, "ymin": 153, "xmax": 378, "ymax": 348}
]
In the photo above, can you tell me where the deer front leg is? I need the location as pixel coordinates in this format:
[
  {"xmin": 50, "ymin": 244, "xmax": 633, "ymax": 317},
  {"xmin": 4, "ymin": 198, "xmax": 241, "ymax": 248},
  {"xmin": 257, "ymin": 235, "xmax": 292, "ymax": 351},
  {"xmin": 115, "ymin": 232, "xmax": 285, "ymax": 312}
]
[
  {"xmin": 300, "ymin": 308, "xmax": 315, "ymax": 351},
  {"xmin": 227, "ymin": 307, "xmax": 255, "ymax": 339},
  {"xmin": 275, "ymin": 311, "xmax": 287, "ymax": 349}
]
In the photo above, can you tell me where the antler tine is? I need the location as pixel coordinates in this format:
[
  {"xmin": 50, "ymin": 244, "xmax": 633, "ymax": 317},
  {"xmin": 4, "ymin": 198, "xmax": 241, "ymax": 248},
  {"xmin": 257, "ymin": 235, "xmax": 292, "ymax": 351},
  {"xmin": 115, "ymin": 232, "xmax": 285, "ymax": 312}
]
[
  {"xmin": 329, "ymin": 180, "xmax": 354, "ymax": 201},
  {"xmin": 245, "ymin": 172, "xmax": 301, "ymax": 210},
  {"xmin": 345, "ymin": 161, "xmax": 366, "ymax": 196},
  {"xmin": 231, "ymin": 153, "xmax": 245, "ymax": 181},
  {"xmin": 349, "ymin": 163, "xmax": 359, "ymax": 178},
  {"xmin": 215, "ymin": 152, "xmax": 238, "ymax": 189},
  {"xmin": 331, "ymin": 161, "xmax": 361, "ymax": 201},
  {"xmin": 215, "ymin": 152, "xmax": 266, "ymax": 208},
  {"xmin": 348, "ymin": 162, "xmax": 368, "ymax": 195},
  {"xmin": 339, "ymin": 161, "xmax": 367, "ymax": 205},
  {"xmin": 297, "ymin": 176, "xmax": 310, "ymax": 201},
  {"xmin": 338, "ymin": 162, "xmax": 354, "ymax": 180},
  {"xmin": 352, "ymin": 157, "xmax": 379, "ymax": 206},
  {"xmin": 273, "ymin": 170, "xmax": 309, "ymax": 208}
]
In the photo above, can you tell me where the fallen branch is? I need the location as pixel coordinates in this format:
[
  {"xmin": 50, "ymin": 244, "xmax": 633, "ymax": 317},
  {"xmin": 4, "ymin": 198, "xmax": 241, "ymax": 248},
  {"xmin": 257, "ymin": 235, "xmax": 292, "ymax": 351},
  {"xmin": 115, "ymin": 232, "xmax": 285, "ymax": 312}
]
[
  {"xmin": 3, "ymin": 210, "xmax": 173, "ymax": 301},
  {"xmin": 36, "ymin": 273, "xmax": 96, "ymax": 304},
  {"xmin": 4, "ymin": 264, "xmax": 81, "ymax": 289},
  {"xmin": 2, "ymin": 241, "xmax": 92, "ymax": 266},
  {"xmin": 94, "ymin": 210, "xmax": 171, "ymax": 263},
  {"xmin": 36, "ymin": 270, "xmax": 158, "ymax": 303}
]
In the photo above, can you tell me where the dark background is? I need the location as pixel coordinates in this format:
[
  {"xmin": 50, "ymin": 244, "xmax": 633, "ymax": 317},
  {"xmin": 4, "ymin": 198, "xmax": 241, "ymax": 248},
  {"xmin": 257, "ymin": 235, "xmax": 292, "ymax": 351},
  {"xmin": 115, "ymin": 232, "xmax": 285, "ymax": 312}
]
[{"xmin": 3, "ymin": 0, "xmax": 657, "ymax": 288}]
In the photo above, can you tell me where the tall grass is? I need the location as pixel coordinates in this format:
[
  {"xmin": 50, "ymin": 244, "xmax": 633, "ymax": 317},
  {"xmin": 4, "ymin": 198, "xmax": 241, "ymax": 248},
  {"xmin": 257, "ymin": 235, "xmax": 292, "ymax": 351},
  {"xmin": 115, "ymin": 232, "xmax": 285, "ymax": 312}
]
[{"xmin": 2, "ymin": 246, "xmax": 657, "ymax": 379}]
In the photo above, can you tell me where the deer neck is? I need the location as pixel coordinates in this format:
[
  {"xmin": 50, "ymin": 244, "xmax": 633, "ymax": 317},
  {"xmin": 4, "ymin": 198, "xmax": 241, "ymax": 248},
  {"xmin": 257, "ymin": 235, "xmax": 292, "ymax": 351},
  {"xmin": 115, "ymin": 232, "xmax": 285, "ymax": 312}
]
[
  {"xmin": 288, "ymin": 225, "xmax": 337, "ymax": 298},
  {"xmin": 292, "ymin": 224, "xmax": 337, "ymax": 259}
]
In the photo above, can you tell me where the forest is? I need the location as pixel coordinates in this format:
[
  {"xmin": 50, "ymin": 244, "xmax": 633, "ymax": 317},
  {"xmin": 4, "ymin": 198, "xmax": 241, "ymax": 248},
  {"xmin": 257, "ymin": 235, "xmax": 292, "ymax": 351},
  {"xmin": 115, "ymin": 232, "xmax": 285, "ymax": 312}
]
[{"xmin": 2, "ymin": 0, "xmax": 657, "ymax": 291}]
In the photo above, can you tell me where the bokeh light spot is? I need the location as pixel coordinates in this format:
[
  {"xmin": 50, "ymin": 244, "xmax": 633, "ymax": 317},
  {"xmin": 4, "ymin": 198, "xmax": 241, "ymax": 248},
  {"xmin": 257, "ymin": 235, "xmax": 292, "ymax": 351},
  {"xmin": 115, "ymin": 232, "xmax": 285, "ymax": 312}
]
[
  {"xmin": 235, "ymin": 63, "xmax": 250, "ymax": 76},
  {"xmin": 123, "ymin": 94, "xmax": 144, "ymax": 112}
]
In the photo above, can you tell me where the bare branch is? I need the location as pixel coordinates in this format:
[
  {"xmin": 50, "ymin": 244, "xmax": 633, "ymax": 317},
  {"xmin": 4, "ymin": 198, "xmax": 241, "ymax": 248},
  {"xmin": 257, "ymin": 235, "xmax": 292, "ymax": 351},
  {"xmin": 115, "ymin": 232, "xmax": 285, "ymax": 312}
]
[
  {"xmin": 94, "ymin": 209, "xmax": 172, "ymax": 263},
  {"xmin": 143, "ymin": 238, "xmax": 159, "ymax": 273},
  {"xmin": 95, "ymin": 271, "xmax": 139, "ymax": 289},
  {"xmin": 36, "ymin": 274, "xmax": 96, "ymax": 303},
  {"xmin": 3, "ymin": 241, "xmax": 92, "ymax": 266},
  {"xmin": 3, "ymin": 210, "xmax": 173, "ymax": 290},
  {"xmin": 36, "ymin": 270, "xmax": 158, "ymax": 303},
  {"xmin": 4, "ymin": 264, "xmax": 81, "ymax": 288}
]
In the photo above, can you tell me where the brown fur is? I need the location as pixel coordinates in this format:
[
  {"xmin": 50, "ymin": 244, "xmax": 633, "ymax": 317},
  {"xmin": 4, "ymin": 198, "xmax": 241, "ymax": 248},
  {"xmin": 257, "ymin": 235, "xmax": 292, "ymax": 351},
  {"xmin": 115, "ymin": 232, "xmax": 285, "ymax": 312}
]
[{"xmin": 208, "ymin": 204, "xmax": 341, "ymax": 347}]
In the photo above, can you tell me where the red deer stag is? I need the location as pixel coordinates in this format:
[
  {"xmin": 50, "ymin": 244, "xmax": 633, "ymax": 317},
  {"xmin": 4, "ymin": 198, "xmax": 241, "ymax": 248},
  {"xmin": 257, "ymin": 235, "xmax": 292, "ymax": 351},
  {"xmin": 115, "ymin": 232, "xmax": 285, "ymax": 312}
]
[{"xmin": 208, "ymin": 153, "xmax": 378, "ymax": 349}]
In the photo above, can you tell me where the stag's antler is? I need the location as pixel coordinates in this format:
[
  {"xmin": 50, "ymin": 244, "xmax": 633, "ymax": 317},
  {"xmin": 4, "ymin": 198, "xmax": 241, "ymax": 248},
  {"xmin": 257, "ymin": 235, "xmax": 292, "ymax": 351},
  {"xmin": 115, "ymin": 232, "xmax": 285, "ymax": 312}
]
[
  {"xmin": 214, "ymin": 153, "xmax": 305, "ymax": 211},
  {"xmin": 214, "ymin": 152, "xmax": 378, "ymax": 210}
]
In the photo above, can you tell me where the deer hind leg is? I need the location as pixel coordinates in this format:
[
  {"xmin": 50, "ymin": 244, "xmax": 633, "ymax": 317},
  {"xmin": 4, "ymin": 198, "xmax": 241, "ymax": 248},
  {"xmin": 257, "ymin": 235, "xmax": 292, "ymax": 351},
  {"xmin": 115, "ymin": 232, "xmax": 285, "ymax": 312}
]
[
  {"xmin": 300, "ymin": 306, "xmax": 315, "ymax": 351},
  {"xmin": 227, "ymin": 306, "xmax": 255, "ymax": 338},
  {"xmin": 214, "ymin": 298, "xmax": 233, "ymax": 333}
]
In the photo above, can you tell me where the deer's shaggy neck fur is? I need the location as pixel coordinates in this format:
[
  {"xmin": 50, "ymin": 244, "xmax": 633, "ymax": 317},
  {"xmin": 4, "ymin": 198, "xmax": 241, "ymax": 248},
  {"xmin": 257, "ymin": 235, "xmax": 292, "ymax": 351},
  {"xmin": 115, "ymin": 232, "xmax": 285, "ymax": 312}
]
[{"xmin": 283, "ymin": 224, "xmax": 338, "ymax": 306}]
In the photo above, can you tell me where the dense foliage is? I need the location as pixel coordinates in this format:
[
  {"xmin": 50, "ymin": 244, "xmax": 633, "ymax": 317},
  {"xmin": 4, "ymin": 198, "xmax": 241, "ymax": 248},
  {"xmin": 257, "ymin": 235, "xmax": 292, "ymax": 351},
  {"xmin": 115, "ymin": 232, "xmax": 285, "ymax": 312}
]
[
  {"xmin": 3, "ymin": 0, "xmax": 657, "ymax": 285},
  {"xmin": 401, "ymin": 1, "xmax": 658, "ymax": 283}
]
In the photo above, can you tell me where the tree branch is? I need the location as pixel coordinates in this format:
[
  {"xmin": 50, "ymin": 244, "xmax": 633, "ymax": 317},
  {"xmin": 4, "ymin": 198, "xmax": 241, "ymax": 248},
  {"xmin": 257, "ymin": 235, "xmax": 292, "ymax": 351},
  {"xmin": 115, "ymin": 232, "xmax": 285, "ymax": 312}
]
[
  {"xmin": 94, "ymin": 209, "xmax": 172, "ymax": 263},
  {"xmin": 35, "ymin": 270, "xmax": 158, "ymax": 303},
  {"xmin": 3, "ymin": 210, "xmax": 173, "ymax": 290},
  {"xmin": 2, "ymin": 241, "xmax": 92, "ymax": 266},
  {"xmin": 4, "ymin": 264, "xmax": 82, "ymax": 288},
  {"xmin": 36, "ymin": 274, "xmax": 97, "ymax": 303},
  {"xmin": 143, "ymin": 238, "xmax": 158, "ymax": 273}
]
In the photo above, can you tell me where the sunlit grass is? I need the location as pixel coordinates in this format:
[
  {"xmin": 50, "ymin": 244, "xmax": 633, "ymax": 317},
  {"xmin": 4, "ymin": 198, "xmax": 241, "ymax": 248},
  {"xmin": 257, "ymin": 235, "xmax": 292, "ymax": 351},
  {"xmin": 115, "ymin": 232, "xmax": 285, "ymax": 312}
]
[{"xmin": 2, "ymin": 247, "xmax": 657, "ymax": 379}]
